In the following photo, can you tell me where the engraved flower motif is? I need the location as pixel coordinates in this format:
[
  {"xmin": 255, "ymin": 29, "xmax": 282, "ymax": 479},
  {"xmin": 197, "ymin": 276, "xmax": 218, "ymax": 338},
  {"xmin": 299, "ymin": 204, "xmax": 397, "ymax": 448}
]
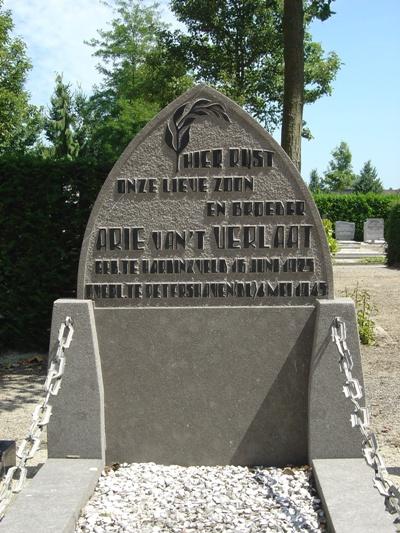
[{"xmin": 165, "ymin": 98, "xmax": 231, "ymax": 172}]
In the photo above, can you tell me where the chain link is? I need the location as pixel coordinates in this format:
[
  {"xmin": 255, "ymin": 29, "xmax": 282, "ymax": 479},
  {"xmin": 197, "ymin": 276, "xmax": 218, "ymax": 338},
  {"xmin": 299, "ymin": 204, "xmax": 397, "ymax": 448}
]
[
  {"xmin": 332, "ymin": 317, "xmax": 400, "ymax": 531},
  {"xmin": 0, "ymin": 316, "xmax": 74, "ymax": 520}
]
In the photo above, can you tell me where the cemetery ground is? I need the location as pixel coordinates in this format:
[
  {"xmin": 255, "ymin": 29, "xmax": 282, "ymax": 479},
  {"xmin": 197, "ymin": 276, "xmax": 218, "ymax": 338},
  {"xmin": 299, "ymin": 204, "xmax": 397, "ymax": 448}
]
[{"xmin": 0, "ymin": 264, "xmax": 399, "ymax": 513}]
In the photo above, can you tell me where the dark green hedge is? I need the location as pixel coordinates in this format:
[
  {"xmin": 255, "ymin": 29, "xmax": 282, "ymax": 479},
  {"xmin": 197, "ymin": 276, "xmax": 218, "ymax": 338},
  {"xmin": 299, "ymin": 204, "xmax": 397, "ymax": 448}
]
[
  {"xmin": 313, "ymin": 193, "xmax": 398, "ymax": 241},
  {"xmin": 386, "ymin": 202, "xmax": 400, "ymax": 266},
  {"xmin": 0, "ymin": 155, "xmax": 113, "ymax": 350},
  {"xmin": 0, "ymin": 157, "xmax": 399, "ymax": 352}
]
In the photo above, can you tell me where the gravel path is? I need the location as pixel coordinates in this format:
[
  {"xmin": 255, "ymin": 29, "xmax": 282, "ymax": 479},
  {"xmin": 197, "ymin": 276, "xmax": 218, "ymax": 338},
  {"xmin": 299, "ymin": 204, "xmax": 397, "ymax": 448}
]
[
  {"xmin": 0, "ymin": 364, "xmax": 47, "ymax": 476},
  {"xmin": 75, "ymin": 463, "xmax": 325, "ymax": 532}
]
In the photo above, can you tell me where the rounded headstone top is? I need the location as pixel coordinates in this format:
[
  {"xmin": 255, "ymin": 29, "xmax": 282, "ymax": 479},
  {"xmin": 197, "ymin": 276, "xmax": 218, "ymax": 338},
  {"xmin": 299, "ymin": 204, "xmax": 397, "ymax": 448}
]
[{"xmin": 78, "ymin": 85, "xmax": 333, "ymax": 307}]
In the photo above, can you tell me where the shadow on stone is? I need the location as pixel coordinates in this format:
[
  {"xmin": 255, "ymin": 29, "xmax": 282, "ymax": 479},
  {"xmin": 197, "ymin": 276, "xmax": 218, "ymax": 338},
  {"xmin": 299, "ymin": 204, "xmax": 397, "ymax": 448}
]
[
  {"xmin": 309, "ymin": 325, "xmax": 331, "ymax": 376},
  {"xmin": 230, "ymin": 312, "xmax": 315, "ymax": 467}
]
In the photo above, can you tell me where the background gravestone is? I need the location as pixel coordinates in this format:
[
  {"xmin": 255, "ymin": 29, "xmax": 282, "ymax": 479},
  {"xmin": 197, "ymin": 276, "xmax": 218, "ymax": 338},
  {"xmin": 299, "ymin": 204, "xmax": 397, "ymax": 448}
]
[
  {"xmin": 363, "ymin": 218, "xmax": 384, "ymax": 242},
  {"xmin": 49, "ymin": 86, "xmax": 363, "ymax": 467},
  {"xmin": 335, "ymin": 221, "xmax": 355, "ymax": 241}
]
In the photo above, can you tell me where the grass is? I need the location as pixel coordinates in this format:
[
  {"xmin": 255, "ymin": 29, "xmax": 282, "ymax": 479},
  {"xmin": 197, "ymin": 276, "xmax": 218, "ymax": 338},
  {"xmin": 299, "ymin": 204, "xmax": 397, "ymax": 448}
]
[
  {"xmin": 343, "ymin": 284, "xmax": 376, "ymax": 345},
  {"xmin": 332, "ymin": 256, "xmax": 386, "ymax": 265},
  {"xmin": 360, "ymin": 256, "xmax": 386, "ymax": 265}
]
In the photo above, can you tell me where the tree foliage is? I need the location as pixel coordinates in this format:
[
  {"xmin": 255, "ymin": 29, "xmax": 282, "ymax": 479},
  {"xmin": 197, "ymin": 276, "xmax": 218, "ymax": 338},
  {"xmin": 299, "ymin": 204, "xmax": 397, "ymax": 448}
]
[
  {"xmin": 169, "ymin": 0, "xmax": 282, "ymax": 130},
  {"xmin": 168, "ymin": 0, "xmax": 340, "ymax": 133},
  {"xmin": 313, "ymin": 146, "xmax": 383, "ymax": 194},
  {"xmin": 87, "ymin": 0, "xmax": 162, "ymax": 98},
  {"xmin": 306, "ymin": 0, "xmax": 336, "ymax": 21},
  {"xmin": 354, "ymin": 160, "xmax": 383, "ymax": 193},
  {"xmin": 44, "ymin": 74, "xmax": 81, "ymax": 159},
  {"xmin": 0, "ymin": 0, "xmax": 42, "ymax": 154},
  {"xmin": 83, "ymin": 0, "xmax": 192, "ymax": 160},
  {"xmin": 309, "ymin": 168, "xmax": 324, "ymax": 192},
  {"xmin": 323, "ymin": 141, "xmax": 356, "ymax": 192}
]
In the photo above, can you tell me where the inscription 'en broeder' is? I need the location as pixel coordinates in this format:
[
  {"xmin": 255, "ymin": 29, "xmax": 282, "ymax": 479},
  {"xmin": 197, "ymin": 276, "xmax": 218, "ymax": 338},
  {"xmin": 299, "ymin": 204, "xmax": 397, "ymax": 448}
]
[{"xmin": 78, "ymin": 86, "xmax": 333, "ymax": 307}]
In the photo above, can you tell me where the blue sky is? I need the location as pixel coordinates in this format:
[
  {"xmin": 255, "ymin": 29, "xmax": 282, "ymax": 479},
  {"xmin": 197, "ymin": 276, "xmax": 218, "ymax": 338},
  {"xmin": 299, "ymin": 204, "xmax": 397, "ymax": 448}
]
[
  {"xmin": 302, "ymin": 0, "xmax": 400, "ymax": 189},
  {"xmin": 5, "ymin": 0, "xmax": 400, "ymax": 189}
]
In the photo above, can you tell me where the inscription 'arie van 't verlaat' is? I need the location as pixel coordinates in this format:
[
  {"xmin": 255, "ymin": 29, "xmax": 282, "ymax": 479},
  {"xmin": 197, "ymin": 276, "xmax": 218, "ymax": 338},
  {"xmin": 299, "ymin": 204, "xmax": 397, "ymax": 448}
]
[{"xmin": 96, "ymin": 225, "xmax": 313, "ymax": 251}]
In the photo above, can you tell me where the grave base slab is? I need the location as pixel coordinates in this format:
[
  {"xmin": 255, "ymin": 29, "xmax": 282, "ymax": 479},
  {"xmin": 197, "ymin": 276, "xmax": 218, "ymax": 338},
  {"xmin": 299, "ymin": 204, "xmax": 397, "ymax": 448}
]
[
  {"xmin": 48, "ymin": 298, "xmax": 365, "ymax": 467},
  {"xmin": 313, "ymin": 458, "xmax": 395, "ymax": 532},
  {"xmin": 0, "ymin": 459, "xmax": 103, "ymax": 533},
  {"xmin": 94, "ymin": 304, "xmax": 316, "ymax": 466}
]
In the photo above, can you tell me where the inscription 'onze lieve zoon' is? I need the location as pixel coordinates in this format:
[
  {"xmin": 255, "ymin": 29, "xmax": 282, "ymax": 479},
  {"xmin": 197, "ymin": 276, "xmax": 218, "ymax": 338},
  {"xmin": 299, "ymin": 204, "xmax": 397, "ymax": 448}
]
[{"xmin": 78, "ymin": 86, "xmax": 333, "ymax": 306}]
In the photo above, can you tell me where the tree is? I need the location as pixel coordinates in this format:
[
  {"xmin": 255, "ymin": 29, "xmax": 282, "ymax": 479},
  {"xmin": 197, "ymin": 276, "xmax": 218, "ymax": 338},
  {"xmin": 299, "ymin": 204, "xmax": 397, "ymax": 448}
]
[
  {"xmin": 354, "ymin": 160, "xmax": 383, "ymax": 193},
  {"xmin": 84, "ymin": 0, "xmax": 192, "ymax": 160},
  {"xmin": 168, "ymin": 0, "xmax": 340, "ymax": 166},
  {"xmin": 44, "ymin": 74, "xmax": 80, "ymax": 159},
  {"xmin": 323, "ymin": 141, "xmax": 356, "ymax": 192},
  {"xmin": 86, "ymin": 0, "xmax": 162, "ymax": 100},
  {"xmin": 281, "ymin": 0, "xmax": 303, "ymax": 170},
  {"xmin": 281, "ymin": 0, "xmax": 336, "ymax": 170},
  {"xmin": 0, "ymin": 1, "xmax": 42, "ymax": 154},
  {"xmin": 309, "ymin": 168, "xmax": 324, "ymax": 192},
  {"xmin": 168, "ymin": 1, "xmax": 282, "ymax": 129}
]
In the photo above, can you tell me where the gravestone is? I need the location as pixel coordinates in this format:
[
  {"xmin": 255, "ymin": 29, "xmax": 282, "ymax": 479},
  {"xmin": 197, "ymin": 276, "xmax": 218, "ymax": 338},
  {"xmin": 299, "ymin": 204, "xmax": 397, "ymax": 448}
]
[
  {"xmin": 364, "ymin": 218, "xmax": 384, "ymax": 242},
  {"xmin": 48, "ymin": 86, "xmax": 364, "ymax": 468},
  {"xmin": 335, "ymin": 221, "xmax": 355, "ymax": 241}
]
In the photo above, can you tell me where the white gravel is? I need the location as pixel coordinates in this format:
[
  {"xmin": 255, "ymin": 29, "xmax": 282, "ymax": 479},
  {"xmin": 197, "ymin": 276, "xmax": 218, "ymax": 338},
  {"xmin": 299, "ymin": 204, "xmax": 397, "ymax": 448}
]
[{"xmin": 75, "ymin": 463, "xmax": 326, "ymax": 532}]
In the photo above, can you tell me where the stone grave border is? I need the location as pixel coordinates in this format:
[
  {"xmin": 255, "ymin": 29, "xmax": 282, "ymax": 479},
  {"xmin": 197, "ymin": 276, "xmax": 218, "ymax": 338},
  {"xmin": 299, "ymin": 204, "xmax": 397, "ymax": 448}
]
[{"xmin": 0, "ymin": 297, "xmax": 396, "ymax": 532}]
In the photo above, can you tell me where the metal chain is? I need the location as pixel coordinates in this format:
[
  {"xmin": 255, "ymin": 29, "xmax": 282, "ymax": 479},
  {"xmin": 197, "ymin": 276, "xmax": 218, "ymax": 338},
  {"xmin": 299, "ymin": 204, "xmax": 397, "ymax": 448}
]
[
  {"xmin": 331, "ymin": 317, "xmax": 400, "ymax": 530},
  {"xmin": 0, "ymin": 316, "xmax": 74, "ymax": 520}
]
